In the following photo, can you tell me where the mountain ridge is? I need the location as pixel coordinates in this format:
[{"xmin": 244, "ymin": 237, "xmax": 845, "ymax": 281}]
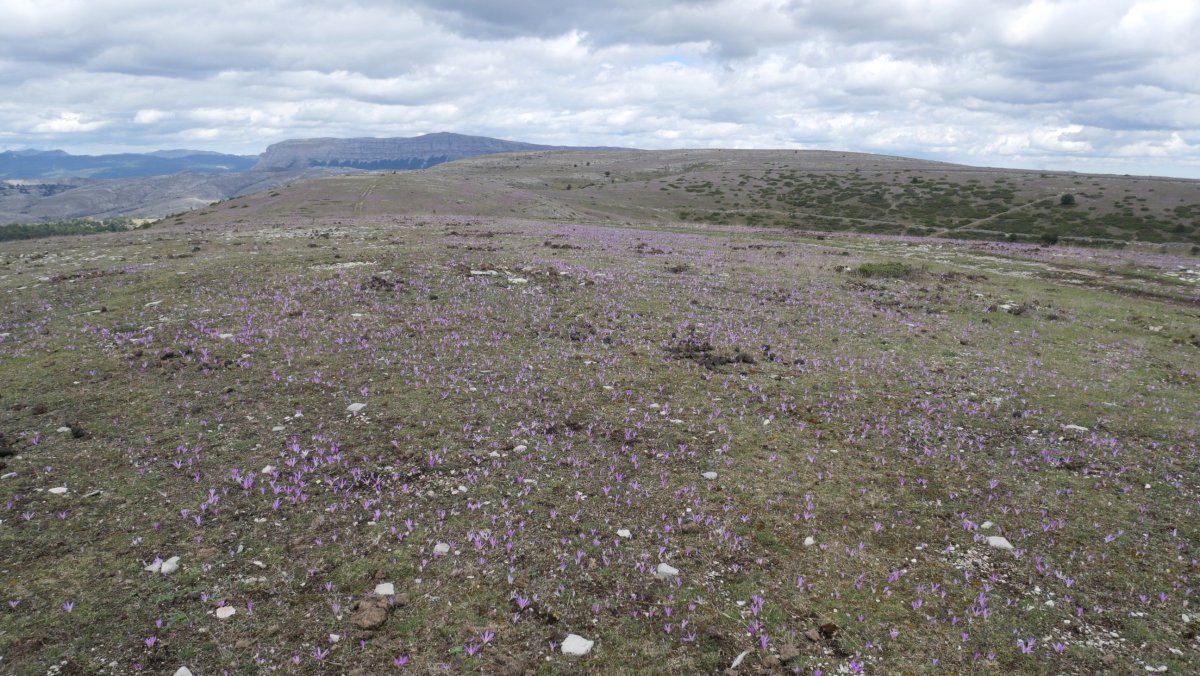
[
  {"xmin": 0, "ymin": 148, "xmax": 256, "ymax": 180},
  {"xmin": 0, "ymin": 133, "xmax": 626, "ymax": 224}
]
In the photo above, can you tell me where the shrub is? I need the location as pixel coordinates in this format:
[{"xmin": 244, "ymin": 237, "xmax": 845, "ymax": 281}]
[{"xmin": 850, "ymin": 261, "xmax": 924, "ymax": 280}]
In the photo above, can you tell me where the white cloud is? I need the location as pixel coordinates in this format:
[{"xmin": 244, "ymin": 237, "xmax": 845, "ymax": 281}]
[
  {"xmin": 133, "ymin": 109, "xmax": 170, "ymax": 124},
  {"xmin": 0, "ymin": 1, "xmax": 1196, "ymax": 177},
  {"xmin": 30, "ymin": 112, "xmax": 106, "ymax": 133}
]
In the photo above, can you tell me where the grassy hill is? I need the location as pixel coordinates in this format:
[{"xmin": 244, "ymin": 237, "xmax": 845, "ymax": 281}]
[
  {"xmin": 175, "ymin": 149, "xmax": 1200, "ymax": 248},
  {"xmin": 1, "ymin": 152, "xmax": 1198, "ymax": 674}
]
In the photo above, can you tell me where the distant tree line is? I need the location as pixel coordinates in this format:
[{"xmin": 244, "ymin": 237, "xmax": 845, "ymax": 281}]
[{"xmin": 0, "ymin": 217, "xmax": 152, "ymax": 242}]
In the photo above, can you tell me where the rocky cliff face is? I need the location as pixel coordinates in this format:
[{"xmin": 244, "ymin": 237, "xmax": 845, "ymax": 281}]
[{"xmin": 253, "ymin": 132, "xmax": 563, "ymax": 171}]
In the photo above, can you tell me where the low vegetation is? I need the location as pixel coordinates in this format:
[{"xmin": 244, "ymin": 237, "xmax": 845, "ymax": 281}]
[
  {"xmin": 0, "ymin": 217, "xmax": 153, "ymax": 242},
  {"xmin": 1, "ymin": 160, "xmax": 1199, "ymax": 673}
]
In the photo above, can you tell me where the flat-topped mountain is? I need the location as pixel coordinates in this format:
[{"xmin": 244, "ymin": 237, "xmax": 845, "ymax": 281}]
[
  {"xmin": 252, "ymin": 132, "xmax": 584, "ymax": 171},
  {"xmin": 0, "ymin": 133, "xmax": 617, "ymax": 224}
]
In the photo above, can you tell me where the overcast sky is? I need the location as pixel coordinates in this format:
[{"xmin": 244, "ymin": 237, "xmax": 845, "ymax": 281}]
[{"xmin": 2, "ymin": 0, "xmax": 1198, "ymax": 177}]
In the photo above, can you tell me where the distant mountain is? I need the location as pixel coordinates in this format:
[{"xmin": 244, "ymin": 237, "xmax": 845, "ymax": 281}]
[
  {"xmin": 0, "ymin": 149, "xmax": 257, "ymax": 180},
  {"xmin": 253, "ymin": 132, "xmax": 580, "ymax": 171},
  {"xmin": 1, "ymin": 133, "xmax": 623, "ymax": 224}
]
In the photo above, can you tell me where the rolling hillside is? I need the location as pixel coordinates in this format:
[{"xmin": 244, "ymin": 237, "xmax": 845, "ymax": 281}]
[{"xmin": 175, "ymin": 148, "xmax": 1200, "ymax": 248}]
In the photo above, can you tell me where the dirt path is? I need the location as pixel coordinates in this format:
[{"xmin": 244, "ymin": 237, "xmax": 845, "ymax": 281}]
[{"xmin": 352, "ymin": 180, "xmax": 379, "ymax": 216}]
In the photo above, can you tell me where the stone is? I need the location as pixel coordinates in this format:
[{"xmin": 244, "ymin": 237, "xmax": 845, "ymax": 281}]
[
  {"xmin": 561, "ymin": 634, "xmax": 594, "ymax": 656},
  {"xmin": 347, "ymin": 402, "xmax": 366, "ymax": 413},
  {"xmin": 271, "ymin": 425, "xmax": 285, "ymax": 432},
  {"xmin": 434, "ymin": 542, "xmax": 451, "ymax": 555},
  {"xmin": 48, "ymin": 486, "xmax": 68, "ymax": 495},
  {"xmin": 513, "ymin": 444, "xmax": 528, "ymax": 453},
  {"xmin": 981, "ymin": 521, "xmax": 994, "ymax": 530},
  {"xmin": 374, "ymin": 582, "xmax": 395, "ymax": 596},
  {"xmin": 778, "ymin": 643, "xmax": 800, "ymax": 664},
  {"xmin": 351, "ymin": 600, "xmax": 389, "ymax": 630},
  {"xmin": 702, "ymin": 471, "xmax": 718, "ymax": 480},
  {"xmin": 616, "ymin": 529, "xmax": 632, "ymax": 539},
  {"xmin": 730, "ymin": 650, "xmax": 750, "ymax": 669},
  {"xmin": 655, "ymin": 563, "xmax": 679, "ymax": 580},
  {"xmin": 173, "ymin": 668, "xmax": 194, "ymax": 676},
  {"xmin": 235, "ymin": 638, "xmax": 254, "ymax": 649},
  {"xmin": 57, "ymin": 426, "xmax": 73, "ymax": 433},
  {"xmin": 985, "ymin": 535, "xmax": 1014, "ymax": 550},
  {"xmin": 218, "ymin": 333, "xmax": 234, "ymax": 340},
  {"xmin": 215, "ymin": 606, "xmax": 236, "ymax": 619},
  {"xmin": 1062, "ymin": 424, "xmax": 1089, "ymax": 434},
  {"xmin": 803, "ymin": 536, "xmax": 816, "ymax": 547},
  {"xmin": 159, "ymin": 556, "xmax": 180, "ymax": 575},
  {"xmin": 261, "ymin": 465, "xmax": 275, "ymax": 474}
]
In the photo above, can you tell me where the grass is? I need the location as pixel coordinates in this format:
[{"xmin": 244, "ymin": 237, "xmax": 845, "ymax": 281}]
[
  {"xmin": 0, "ymin": 202, "xmax": 1198, "ymax": 674},
  {"xmin": 849, "ymin": 261, "xmax": 924, "ymax": 280}
]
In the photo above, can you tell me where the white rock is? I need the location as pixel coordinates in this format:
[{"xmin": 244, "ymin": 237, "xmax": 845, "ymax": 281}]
[
  {"xmin": 347, "ymin": 402, "xmax": 366, "ymax": 413},
  {"xmin": 159, "ymin": 556, "xmax": 180, "ymax": 575},
  {"xmin": 986, "ymin": 536, "xmax": 1014, "ymax": 551},
  {"xmin": 1062, "ymin": 424, "xmax": 1089, "ymax": 433},
  {"xmin": 489, "ymin": 451, "xmax": 501, "ymax": 458},
  {"xmin": 731, "ymin": 650, "xmax": 750, "ymax": 669},
  {"xmin": 144, "ymin": 558, "xmax": 163, "ymax": 573},
  {"xmin": 261, "ymin": 465, "xmax": 275, "ymax": 474},
  {"xmin": 218, "ymin": 333, "xmax": 234, "ymax": 340},
  {"xmin": 57, "ymin": 426, "xmax": 73, "ymax": 433},
  {"xmin": 513, "ymin": 444, "xmax": 528, "ymax": 453},
  {"xmin": 561, "ymin": 634, "xmax": 594, "ymax": 656},
  {"xmin": 1, "ymin": 472, "xmax": 15, "ymax": 480},
  {"xmin": 434, "ymin": 542, "xmax": 451, "ymax": 555},
  {"xmin": 655, "ymin": 563, "xmax": 679, "ymax": 580},
  {"xmin": 803, "ymin": 536, "xmax": 816, "ymax": 547},
  {"xmin": 329, "ymin": 633, "xmax": 340, "ymax": 643},
  {"xmin": 469, "ymin": 270, "xmax": 498, "ymax": 276},
  {"xmin": 507, "ymin": 277, "xmax": 528, "ymax": 284},
  {"xmin": 702, "ymin": 471, "xmax": 718, "ymax": 480},
  {"xmin": 48, "ymin": 486, "xmax": 68, "ymax": 495},
  {"xmin": 374, "ymin": 582, "xmax": 396, "ymax": 596},
  {"xmin": 617, "ymin": 529, "xmax": 632, "ymax": 539},
  {"xmin": 215, "ymin": 606, "xmax": 236, "ymax": 619},
  {"xmin": 271, "ymin": 425, "xmax": 285, "ymax": 432},
  {"xmin": 981, "ymin": 521, "xmax": 994, "ymax": 530},
  {"xmin": 173, "ymin": 668, "xmax": 194, "ymax": 676}
]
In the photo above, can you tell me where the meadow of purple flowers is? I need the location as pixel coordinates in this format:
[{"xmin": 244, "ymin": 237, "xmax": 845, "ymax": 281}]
[{"xmin": 1, "ymin": 211, "xmax": 1198, "ymax": 674}]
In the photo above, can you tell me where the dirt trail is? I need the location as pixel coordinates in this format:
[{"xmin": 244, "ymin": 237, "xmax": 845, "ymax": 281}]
[{"xmin": 352, "ymin": 180, "xmax": 379, "ymax": 216}]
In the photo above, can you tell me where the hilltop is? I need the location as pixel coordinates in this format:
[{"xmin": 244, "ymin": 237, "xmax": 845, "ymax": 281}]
[
  {"xmin": 1, "ymin": 196, "xmax": 1197, "ymax": 673},
  {"xmin": 177, "ymin": 148, "xmax": 1200, "ymax": 249}
]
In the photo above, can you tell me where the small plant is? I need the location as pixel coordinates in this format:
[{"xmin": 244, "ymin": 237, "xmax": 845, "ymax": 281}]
[{"xmin": 850, "ymin": 261, "xmax": 923, "ymax": 280}]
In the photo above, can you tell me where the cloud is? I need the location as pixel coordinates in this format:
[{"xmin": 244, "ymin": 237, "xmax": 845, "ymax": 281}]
[
  {"xmin": 133, "ymin": 109, "xmax": 170, "ymax": 124},
  {"xmin": 30, "ymin": 112, "xmax": 106, "ymax": 133},
  {"xmin": 0, "ymin": 1, "xmax": 1197, "ymax": 177}
]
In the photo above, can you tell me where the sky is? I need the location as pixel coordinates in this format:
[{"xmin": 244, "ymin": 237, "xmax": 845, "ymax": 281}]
[{"xmin": 2, "ymin": 0, "xmax": 1199, "ymax": 177}]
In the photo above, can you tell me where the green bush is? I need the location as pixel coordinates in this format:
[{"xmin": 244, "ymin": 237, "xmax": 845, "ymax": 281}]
[
  {"xmin": 0, "ymin": 217, "xmax": 150, "ymax": 242},
  {"xmin": 850, "ymin": 261, "xmax": 924, "ymax": 280}
]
